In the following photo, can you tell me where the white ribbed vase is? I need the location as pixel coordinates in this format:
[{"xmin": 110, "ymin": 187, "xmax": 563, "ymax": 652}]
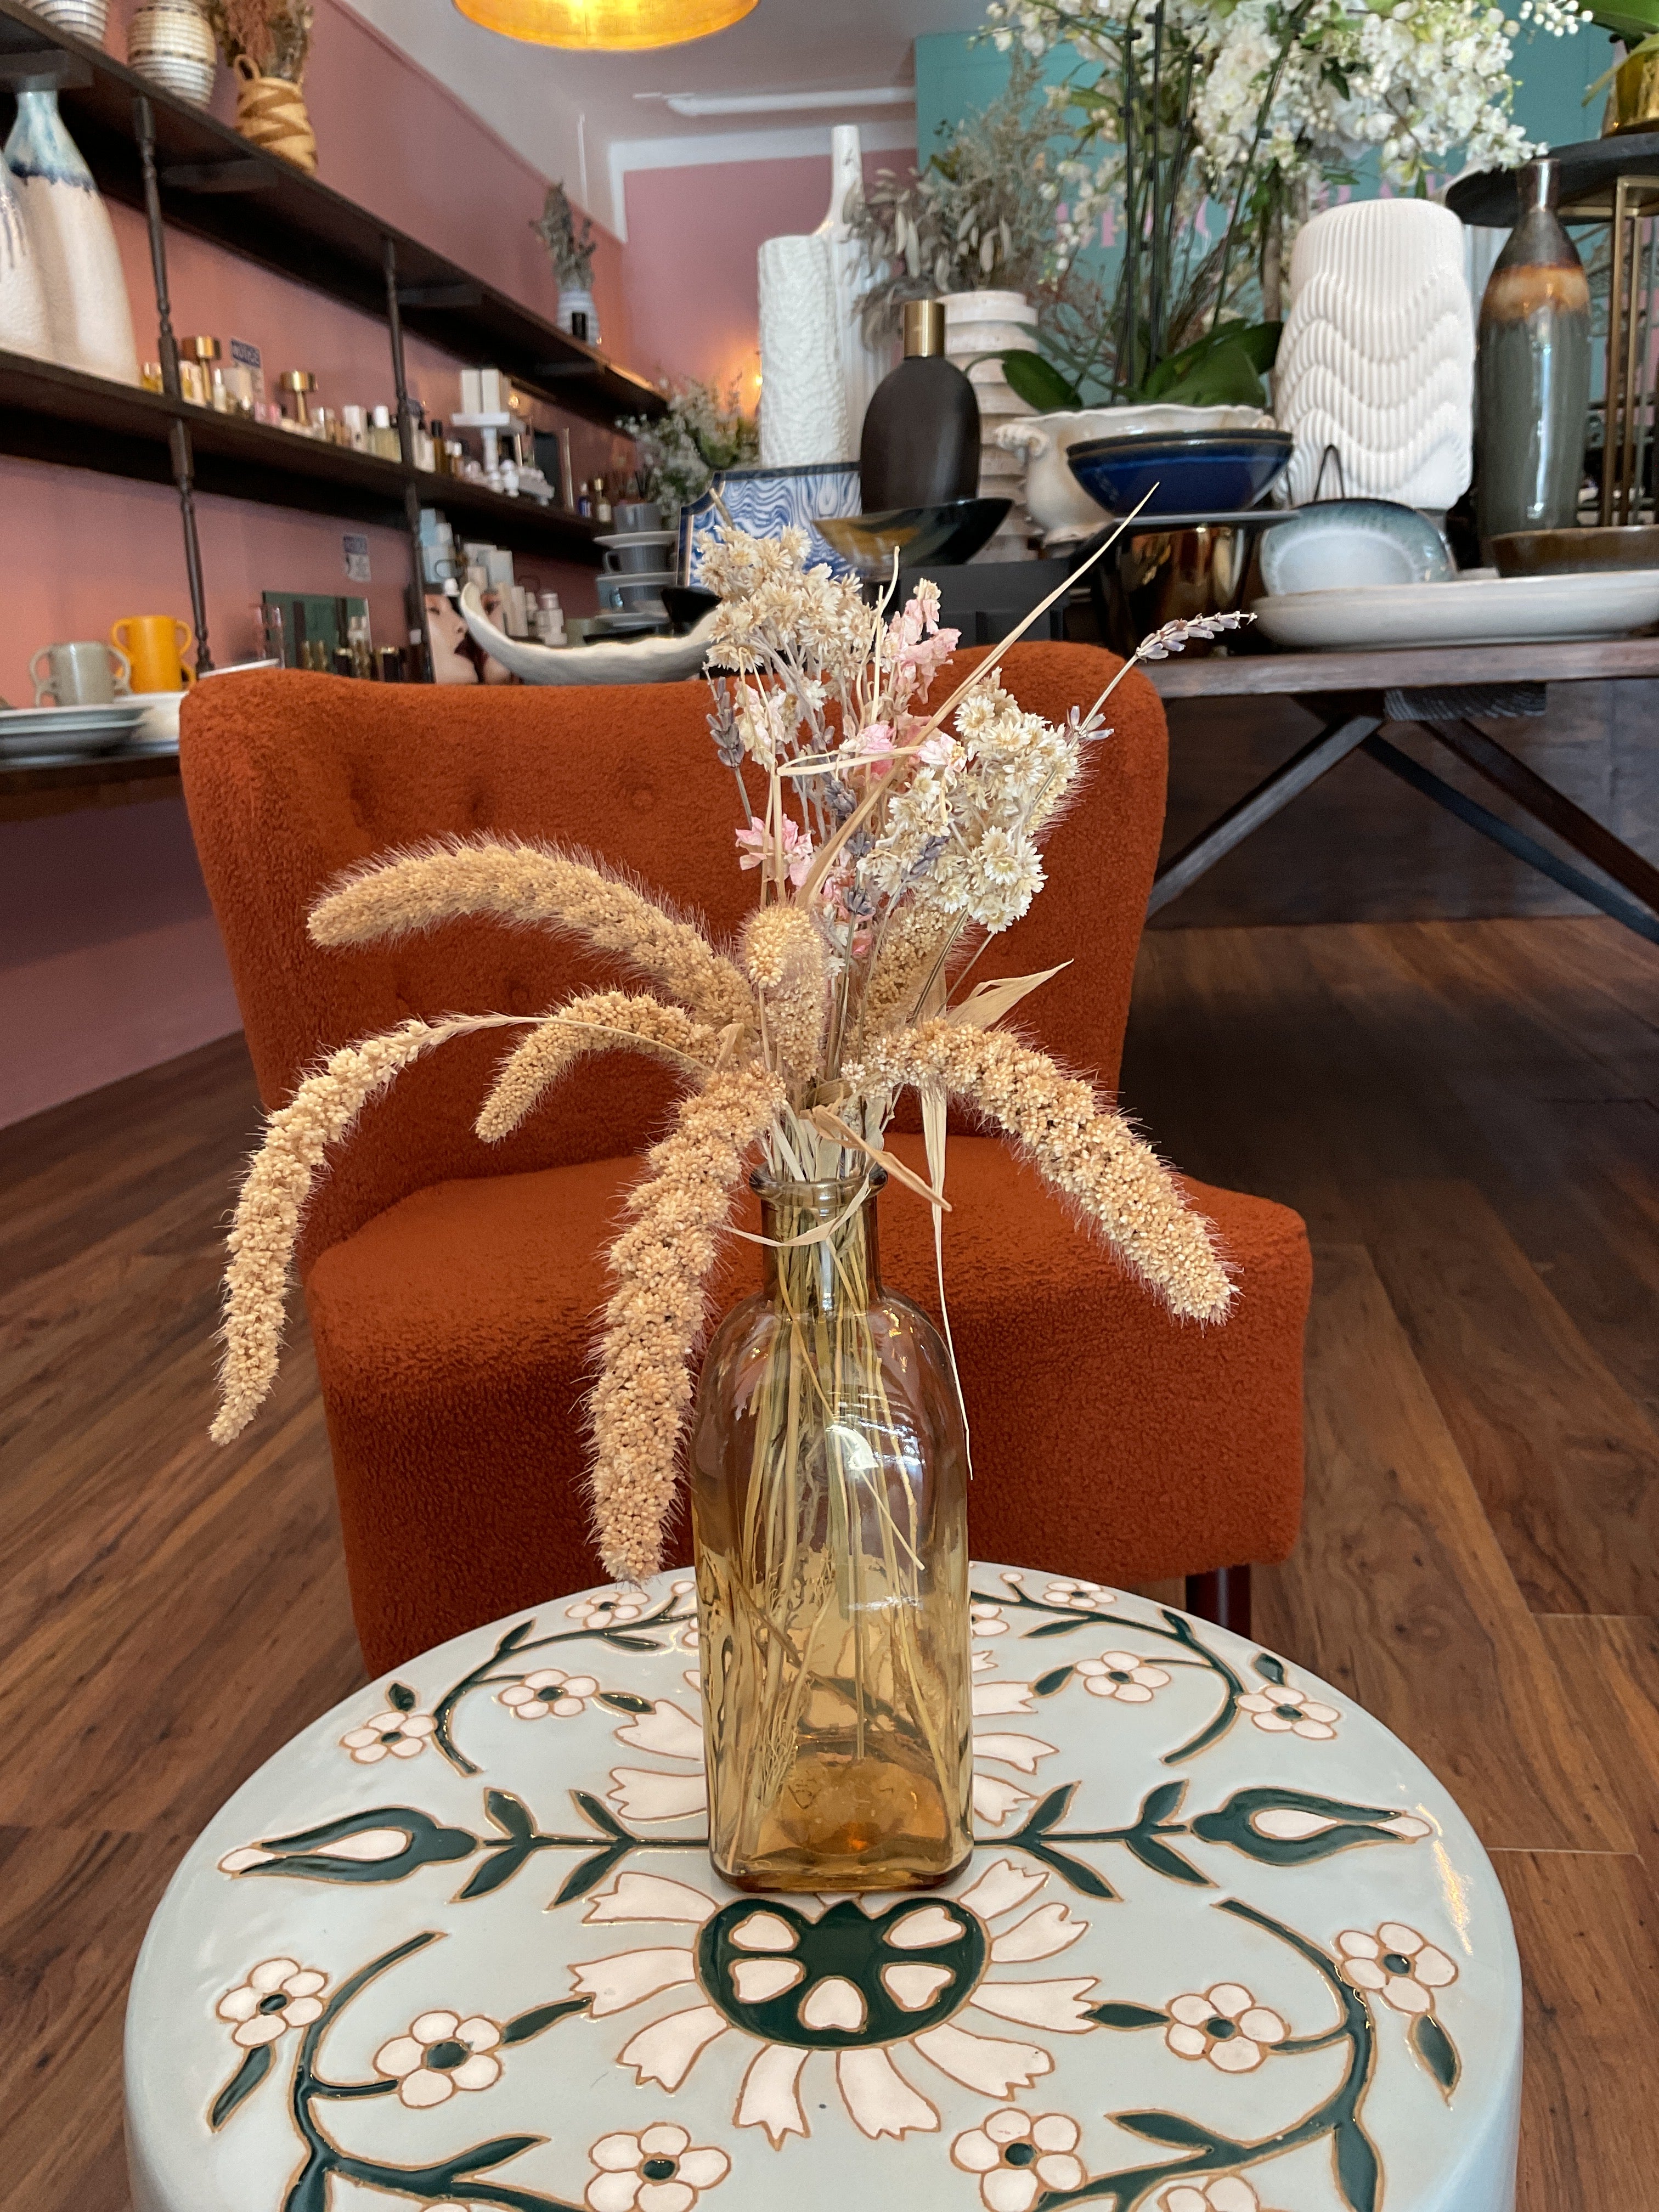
[
  {"xmin": 944, "ymin": 289, "xmax": 1036, "ymax": 560},
  {"xmin": 22, "ymin": 0, "xmax": 108, "ymax": 36},
  {"xmin": 1276, "ymin": 199, "xmax": 1473, "ymax": 510},
  {"xmin": 127, "ymin": 0, "xmax": 218, "ymax": 109},
  {"xmin": 758, "ymin": 233, "xmax": 853, "ymax": 466}
]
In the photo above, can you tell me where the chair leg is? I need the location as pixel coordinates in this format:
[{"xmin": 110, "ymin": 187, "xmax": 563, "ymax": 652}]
[{"xmin": 1185, "ymin": 1564, "xmax": 1252, "ymax": 1639}]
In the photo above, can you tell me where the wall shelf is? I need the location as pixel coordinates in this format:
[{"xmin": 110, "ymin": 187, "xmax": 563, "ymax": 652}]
[
  {"xmin": 0, "ymin": 0, "xmax": 664, "ymax": 426},
  {"xmin": 0, "ymin": 349, "xmax": 606, "ymax": 561}
]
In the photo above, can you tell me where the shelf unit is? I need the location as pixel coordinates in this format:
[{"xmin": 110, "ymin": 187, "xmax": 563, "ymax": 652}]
[{"xmin": 0, "ymin": 0, "xmax": 665, "ymax": 675}]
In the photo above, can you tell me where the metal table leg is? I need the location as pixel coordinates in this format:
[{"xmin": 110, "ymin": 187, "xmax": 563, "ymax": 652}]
[{"xmin": 1147, "ymin": 708, "xmax": 1381, "ymax": 916}]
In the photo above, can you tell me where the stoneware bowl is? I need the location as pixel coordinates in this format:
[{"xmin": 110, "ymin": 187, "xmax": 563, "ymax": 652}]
[
  {"xmin": 1259, "ymin": 499, "xmax": 1453, "ymax": 595},
  {"xmin": 816, "ymin": 498, "xmax": 1011, "ymax": 578},
  {"xmin": 1489, "ymin": 523, "xmax": 1659, "ymax": 575},
  {"xmin": 1068, "ymin": 431, "xmax": 1294, "ymax": 519}
]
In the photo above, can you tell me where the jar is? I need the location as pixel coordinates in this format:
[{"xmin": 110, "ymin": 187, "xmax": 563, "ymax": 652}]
[{"xmin": 688, "ymin": 1171, "xmax": 972, "ymax": 1893}]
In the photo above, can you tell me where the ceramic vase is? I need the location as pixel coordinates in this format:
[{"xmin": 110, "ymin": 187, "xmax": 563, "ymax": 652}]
[
  {"xmin": 943, "ymin": 290, "xmax": 1037, "ymax": 558},
  {"xmin": 1274, "ymin": 198, "xmax": 1474, "ymax": 511},
  {"xmin": 0, "ymin": 142, "xmax": 52, "ymax": 363},
  {"xmin": 689, "ymin": 1174, "xmax": 973, "ymax": 1893},
  {"xmin": 127, "ymin": 0, "xmax": 218, "ymax": 109},
  {"xmin": 815, "ymin": 123, "xmax": 893, "ymax": 453},
  {"xmin": 556, "ymin": 285, "xmax": 601, "ymax": 346},
  {"xmin": 232, "ymin": 58, "xmax": 317, "ymax": 172},
  {"xmin": 21, "ymin": 0, "xmax": 108, "ymax": 37},
  {"xmin": 4, "ymin": 91, "xmax": 139, "ymax": 386},
  {"xmin": 758, "ymin": 232, "xmax": 853, "ymax": 466},
  {"xmin": 1475, "ymin": 159, "xmax": 1591, "ymax": 544}
]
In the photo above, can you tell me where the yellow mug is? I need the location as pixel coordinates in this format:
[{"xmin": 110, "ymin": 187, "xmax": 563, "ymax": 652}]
[{"xmin": 111, "ymin": 614, "xmax": 195, "ymax": 694}]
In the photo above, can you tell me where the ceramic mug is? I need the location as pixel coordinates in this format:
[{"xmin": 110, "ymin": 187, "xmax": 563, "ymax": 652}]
[
  {"xmin": 32, "ymin": 639, "xmax": 132, "ymax": 707},
  {"xmin": 112, "ymin": 614, "xmax": 195, "ymax": 693}
]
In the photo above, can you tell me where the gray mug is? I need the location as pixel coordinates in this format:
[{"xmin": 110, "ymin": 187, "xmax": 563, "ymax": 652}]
[
  {"xmin": 32, "ymin": 639, "xmax": 133, "ymax": 706},
  {"xmin": 612, "ymin": 500, "xmax": 661, "ymax": 533},
  {"xmin": 602, "ymin": 542, "xmax": 665, "ymax": 574}
]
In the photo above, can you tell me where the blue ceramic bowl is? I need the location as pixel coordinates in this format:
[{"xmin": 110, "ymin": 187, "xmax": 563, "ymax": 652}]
[{"xmin": 1066, "ymin": 431, "xmax": 1294, "ymax": 518}]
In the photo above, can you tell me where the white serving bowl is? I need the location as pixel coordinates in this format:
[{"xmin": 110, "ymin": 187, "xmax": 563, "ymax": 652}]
[{"xmin": 992, "ymin": 403, "xmax": 1273, "ymax": 541}]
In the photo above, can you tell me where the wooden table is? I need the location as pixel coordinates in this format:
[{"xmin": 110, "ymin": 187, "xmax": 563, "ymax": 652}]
[
  {"xmin": 126, "ymin": 1565, "xmax": 1522, "ymax": 2212},
  {"xmin": 1139, "ymin": 639, "xmax": 1659, "ymax": 939}
]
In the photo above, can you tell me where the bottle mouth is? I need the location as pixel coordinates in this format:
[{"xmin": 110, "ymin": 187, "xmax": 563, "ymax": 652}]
[{"xmin": 751, "ymin": 1167, "xmax": 888, "ymax": 1206}]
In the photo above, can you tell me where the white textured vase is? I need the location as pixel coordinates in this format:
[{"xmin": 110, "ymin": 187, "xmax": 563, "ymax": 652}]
[
  {"xmin": 758, "ymin": 232, "xmax": 853, "ymax": 466},
  {"xmin": 5, "ymin": 90, "xmax": 139, "ymax": 386},
  {"xmin": 557, "ymin": 285, "xmax": 601, "ymax": 346},
  {"xmin": 0, "ymin": 146, "xmax": 52, "ymax": 362},
  {"xmin": 814, "ymin": 125, "xmax": 892, "ymax": 455},
  {"xmin": 22, "ymin": 0, "xmax": 109, "ymax": 36},
  {"xmin": 1275, "ymin": 198, "xmax": 1473, "ymax": 510},
  {"xmin": 944, "ymin": 289, "xmax": 1037, "ymax": 559},
  {"xmin": 127, "ymin": 0, "xmax": 218, "ymax": 109}
]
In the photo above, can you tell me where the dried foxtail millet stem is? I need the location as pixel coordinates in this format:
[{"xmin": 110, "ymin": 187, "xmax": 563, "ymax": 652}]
[
  {"xmin": 848, "ymin": 1020, "xmax": 1234, "ymax": 1323},
  {"xmin": 861, "ymin": 899, "xmax": 960, "ymax": 1035},
  {"xmin": 211, "ymin": 1013, "xmax": 533, "ymax": 1443},
  {"xmin": 308, "ymin": 835, "xmax": 751, "ymax": 1026},
  {"xmin": 742, "ymin": 905, "xmax": 827, "ymax": 1090},
  {"xmin": 589, "ymin": 1065, "xmax": 785, "ymax": 1582},
  {"xmin": 476, "ymin": 992, "xmax": 725, "ymax": 1143}
]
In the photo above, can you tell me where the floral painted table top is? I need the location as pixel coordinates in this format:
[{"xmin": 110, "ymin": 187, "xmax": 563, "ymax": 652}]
[{"xmin": 126, "ymin": 1567, "xmax": 1521, "ymax": 2212}]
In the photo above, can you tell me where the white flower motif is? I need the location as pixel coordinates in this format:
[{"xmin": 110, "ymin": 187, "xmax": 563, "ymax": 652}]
[
  {"xmin": 952, "ymin": 2107, "xmax": 1086, "ymax": 2210},
  {"xmin": 568, "ymin": 1590, "xmax": 649, "ymax": 1630},
  {"xmin": 1039, "ymin": 1578, "xmax": 1116, "ymax": 1612},
  {"xmin": 1165, "ymin": 1983, "xmax": 1288, "ymax": 2072},
  {"xmin": 570, "ymin": 1858, "xmax": 1098, "ymax": 2146},
  {"xmin": 1076, "ymin": 1651, "xmax": 1171, "ymax": 1703},
  {"xmin": 1336, "ymin": 1924, "xmax": 1458, "ymax": 2015},
  {"xmin": 498, "ymin": 1668, "xmax": 599, "ymax": 1720},
  {"xmin": 1163, "ymin": 2177, "xmax": 1263, "ymax": 2212},
  {"xmin": 215, "ymin": 1958, "xmax": 327, "ymax": 2047},
  {"xmin": 602, "ymin": 1692, "xmax": 1054, "ymax": 1832},
  {"xmin": 972, "ymin": 1601, "xmax": 1011, "ymax": 1638},
  {"xmin": 586, "ymin": 2123, "xmax": 730, "ymax": 2212},
  {"xmin": 1237, "ymin": 1683, "xmax": 1341, "ymax": 1740},
  {"xmin": 339, "ymin": 1708, "xmax": 436, "ymax": 1763},
  {"xmin": 373, "ymin": 2009, "xmax": 503, "ymax": 2108}
]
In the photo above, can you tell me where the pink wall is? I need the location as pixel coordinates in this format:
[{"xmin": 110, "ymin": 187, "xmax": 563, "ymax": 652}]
[
  {"xmin": 0, "ymin": 0, "xmax": 637, "ymax": 1130},
  {"xmin": 620, "ymin": 148, "xmax": 893, "ymax": 396}
]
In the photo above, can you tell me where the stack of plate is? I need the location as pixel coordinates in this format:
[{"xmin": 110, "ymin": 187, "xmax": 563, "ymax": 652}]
[
  {"xmin": 0, "ymin": 698, "xmax": 151, "ymax": 764},
  {"xmin": 594, "ymin": 528, "xmax": 677, "ymax": 631}
]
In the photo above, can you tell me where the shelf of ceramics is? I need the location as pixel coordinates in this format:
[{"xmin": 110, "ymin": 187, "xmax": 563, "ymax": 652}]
[
  {"xmin": 0, "ymin": 0, "xmax": 664, "ymax": 427},
  {"xmin": 0, "ymin": 347, "xmax": 607, "ymax": 560}
]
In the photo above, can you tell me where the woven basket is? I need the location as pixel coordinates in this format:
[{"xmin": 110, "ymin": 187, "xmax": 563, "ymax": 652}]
[{"xmin": 233, "ymin": 57, "xmax": 317, "ymax": 173}]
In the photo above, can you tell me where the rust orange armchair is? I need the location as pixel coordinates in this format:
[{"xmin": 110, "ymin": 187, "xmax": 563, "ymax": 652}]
[{"xmin": 182, "ymin": 647, "xmax": 1310, "ymax": 1674}]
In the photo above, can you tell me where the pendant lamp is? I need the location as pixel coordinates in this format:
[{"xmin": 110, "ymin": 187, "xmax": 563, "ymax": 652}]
[{"xmin": 452, "ymin": 0, "xmax": 756, "ymax": 48}]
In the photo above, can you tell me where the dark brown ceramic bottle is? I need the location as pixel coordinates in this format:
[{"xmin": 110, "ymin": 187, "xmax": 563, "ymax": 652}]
[
  {"xmin": 1475, "ymin": 157, "xmax": 1591, "ymax": 545},
  {"xmin": 859, "ymin": 298, "xmax": 980, "ymax": 511}
]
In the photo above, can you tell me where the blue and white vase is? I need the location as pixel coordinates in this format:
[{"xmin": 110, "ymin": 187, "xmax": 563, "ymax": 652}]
[
  {"xmin": 0, "ymin": 144, "xmax": 51, "ymax": 362},
  {"xmin": 5, "ymin": 90, "xmax": 139, "ymax": 385},
  {"xmin": 679, "ymin": 460, "xmax": 862, "ymax": 586}
]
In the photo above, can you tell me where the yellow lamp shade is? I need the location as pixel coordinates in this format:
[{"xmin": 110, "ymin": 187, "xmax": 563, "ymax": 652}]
[{"xmin": 452, "ymin": 0, "xmax": 756, "ymax": 48}]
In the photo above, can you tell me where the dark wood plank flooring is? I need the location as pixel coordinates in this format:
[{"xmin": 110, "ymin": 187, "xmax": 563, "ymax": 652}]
[{"xmin": 2, "ymin": 916, "xmax": 1656, "ymax": 2208}]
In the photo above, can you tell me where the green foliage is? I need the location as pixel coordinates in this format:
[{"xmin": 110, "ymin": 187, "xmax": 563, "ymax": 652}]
[
  {"xmin": 531, "ymin": 182, "xmax": 596, "ymax": 291},
  {"xmin": 622, "ymin": 377, "xmax": 758, "ymax": 510}
]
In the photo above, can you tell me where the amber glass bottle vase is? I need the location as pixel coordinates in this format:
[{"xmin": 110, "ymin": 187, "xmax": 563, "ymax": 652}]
[{"xmin": 689, "ymin": 1171, "xmax": 972, "ymax": 1892}]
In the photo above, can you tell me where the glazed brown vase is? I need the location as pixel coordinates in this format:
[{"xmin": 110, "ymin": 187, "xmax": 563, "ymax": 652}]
[{"xmin": 1474, "ymin": 157, "xmax": 1590, "ymax": 547}]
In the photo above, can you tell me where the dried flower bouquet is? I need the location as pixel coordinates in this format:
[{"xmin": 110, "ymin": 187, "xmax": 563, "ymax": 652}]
[{"xmin": 212, "ymin": 527, "xmax": 1237, "ymax": 1587}]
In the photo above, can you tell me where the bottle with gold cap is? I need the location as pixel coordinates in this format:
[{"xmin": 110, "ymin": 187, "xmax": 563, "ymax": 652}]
[{"xmin": 858, "ymin": 297, "xmax": 980, "ymax": 512}]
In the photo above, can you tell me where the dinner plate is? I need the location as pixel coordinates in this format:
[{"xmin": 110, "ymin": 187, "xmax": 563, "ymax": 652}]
[
  {"xmin": 0, "ymin": 699, "xmax": 149, "ymax": 758},
  {"xmin": 1250, "ymin": 567, "xmax": 1659, "ymax": 649},
  {"xmin": 594, "ymin": 531, "xmax": 678, "ymax": 550}
]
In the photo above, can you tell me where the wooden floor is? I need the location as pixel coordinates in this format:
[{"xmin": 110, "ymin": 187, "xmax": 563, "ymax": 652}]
[{"xmin": 3, "ymin": 915, "xmax": 1656, "ymax": 2208}]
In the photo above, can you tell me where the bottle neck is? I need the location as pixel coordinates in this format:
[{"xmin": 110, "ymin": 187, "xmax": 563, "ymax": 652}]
[
  {"xmin": 758, "ymin": 1175, "xmax": 883, "ymax": 1316},
  {"xmin": 1518, "ymin": 158, "xmax": 1559, "ymax": 216}
]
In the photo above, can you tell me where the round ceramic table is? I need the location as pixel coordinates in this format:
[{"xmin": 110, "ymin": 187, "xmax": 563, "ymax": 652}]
[{"xmin": 126, "ymin": 1566, "xmax": 1521, "ymax": 2212}]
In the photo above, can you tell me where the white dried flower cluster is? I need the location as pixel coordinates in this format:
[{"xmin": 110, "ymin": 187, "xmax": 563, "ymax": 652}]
[
  {"xmin": 702, "ymin": 526, "xmax": 877, "ymax": 764},
  {"xmin": 986, "ymin": 0, "xmax": 1559, "ymax": 229}
]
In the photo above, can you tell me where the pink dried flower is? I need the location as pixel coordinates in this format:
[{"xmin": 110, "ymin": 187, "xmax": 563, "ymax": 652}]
[{"xmin": 734, "ymin": 814, "xmax": 814, "ymax": 887}]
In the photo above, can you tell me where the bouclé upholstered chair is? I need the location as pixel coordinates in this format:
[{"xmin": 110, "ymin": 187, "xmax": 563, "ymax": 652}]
[{"xmin": 183, "ymin": 646, "xmax": 1310, "ymax": 1673}]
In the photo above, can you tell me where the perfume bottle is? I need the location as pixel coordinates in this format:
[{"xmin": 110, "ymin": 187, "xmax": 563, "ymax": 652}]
[
  {"xmin": 859, "ymin": 298, "xmax": 980, "ymax": 512},
  {"xmin": 593, "ymin": 473, "xmax": 613, "ymax": 525}
]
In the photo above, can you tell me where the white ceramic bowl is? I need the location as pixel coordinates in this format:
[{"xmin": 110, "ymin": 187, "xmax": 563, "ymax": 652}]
[{"xmin": 1259, "ymin": 500, "xmax": 1452, "ymax": 595}]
